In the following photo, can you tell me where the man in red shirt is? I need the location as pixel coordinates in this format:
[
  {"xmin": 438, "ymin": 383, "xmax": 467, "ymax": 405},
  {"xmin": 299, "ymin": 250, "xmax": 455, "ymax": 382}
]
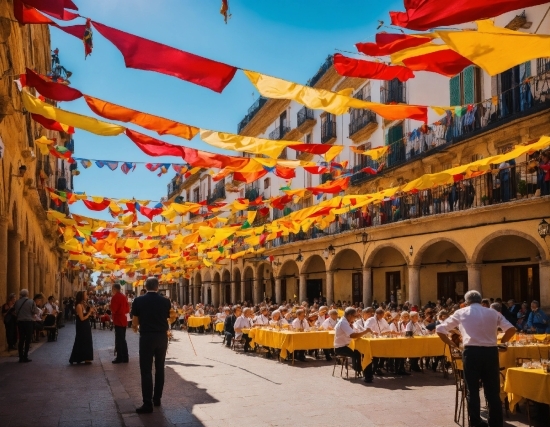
[{"xmin": 111, "ymin": 284, "xmax": 130, "ymax": 363}]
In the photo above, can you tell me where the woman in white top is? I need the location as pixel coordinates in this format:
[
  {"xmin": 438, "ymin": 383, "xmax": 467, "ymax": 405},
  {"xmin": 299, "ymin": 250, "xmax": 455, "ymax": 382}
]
[
  {"xmin": 269, "ymin": 310, "xmax": 288, "ymax": 327},
  {"xmin": 406, "ymin": 311, "xmax": 427, "ymax": 372},
  {"xmin": 291, "ymin": 310, "xmax": 309, "ymax": 362},
  {"xmin": 321, "ymin": 310, "xmax": 339, "ymax": 330},
  {"xmin": 388, "ymin": 312, "xmax": 410, "ymax": 375},
  {"xmin": 253, "ymin": 307, "xmax": 270, "ymax": 326}
]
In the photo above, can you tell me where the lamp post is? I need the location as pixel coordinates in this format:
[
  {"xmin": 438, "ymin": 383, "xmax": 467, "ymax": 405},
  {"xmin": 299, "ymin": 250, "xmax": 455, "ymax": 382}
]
[{"xmin": 538, "ymin": 219, "xmax": 549, "ymax": 239}]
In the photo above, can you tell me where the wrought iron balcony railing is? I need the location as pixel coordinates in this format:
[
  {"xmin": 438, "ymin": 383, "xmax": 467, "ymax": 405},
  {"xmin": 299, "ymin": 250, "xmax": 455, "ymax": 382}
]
[
  {"xmin": 237, "ymin": 96, "xmax": 268, "ymax": 133},
  {"xmin": 297, "ymin": 106, "xmax": 315, "ymax": 127},
  {"xmin": 268, "ymin": 124, "xmax": 291, "ymax": 140},
  {"xmin": 307, "ymin": 55, "xmax": 334, "ymax": 87},
  {"xmin": 321, "ymin": 119, "xmax": 337, "ymax": 143},
  {"xmin": 349, "ymin": 110, "xmax": 377, "ymax": 136}
]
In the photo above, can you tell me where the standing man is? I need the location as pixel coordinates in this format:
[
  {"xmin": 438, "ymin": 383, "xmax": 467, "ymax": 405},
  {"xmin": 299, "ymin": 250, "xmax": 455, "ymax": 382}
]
[
  {"xmin": 131, "ymin": 277, "xmax": 171, "ymax": 414},
  {"xmin": 13, "ymin": 289, "xmax": 38, "ymax": 363},
  {"xmin": 111, "ymin": 284, "xmax": 130, "ymax": 364},
  {"xmin": 436, "ymin": 290, "xmax": 515, "ymax": 427}
]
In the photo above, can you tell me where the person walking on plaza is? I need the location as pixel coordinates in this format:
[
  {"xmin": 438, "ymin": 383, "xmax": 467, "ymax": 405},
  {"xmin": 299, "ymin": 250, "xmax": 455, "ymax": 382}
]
[
  {"xmin": 13, "ymin": 289, "xmax": 38, "ymax": 362},
  {"xmin": 2, "ymin": 293, "xmax": 17, "ymax": 351},
  {"xmin": 69, "ymin": 291, "xmax": 95, "ymax": 365},
  {"xmin": 110, "ymin": 284, "xmax": 130, "ymax": 363},
  {"xmin": 131, "ymin": 277, "xmax": 171, "ymax": 414},
  {"xmin": 436, "ymin": 290, "xmax": 516, "ymax": 427}
]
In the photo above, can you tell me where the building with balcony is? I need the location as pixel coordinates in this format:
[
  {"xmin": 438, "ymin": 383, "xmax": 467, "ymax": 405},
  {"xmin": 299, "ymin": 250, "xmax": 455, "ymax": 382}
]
[
  {"xmin": 0, "ymin": 3, "xmax": 80, "ymax": 350},
  {"xmin": 168, "ymin": 5, "xmax": 550, "ymax": 310}
]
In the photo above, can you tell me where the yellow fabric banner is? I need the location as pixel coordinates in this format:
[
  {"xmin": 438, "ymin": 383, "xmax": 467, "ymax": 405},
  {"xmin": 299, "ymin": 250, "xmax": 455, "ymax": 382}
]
[{"xmin": 22, "ymin": 91, "xmax": 125, "ymax": 136}]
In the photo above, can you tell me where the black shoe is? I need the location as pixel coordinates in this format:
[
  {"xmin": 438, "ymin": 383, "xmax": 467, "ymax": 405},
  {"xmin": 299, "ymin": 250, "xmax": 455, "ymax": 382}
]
[
  {"xmin": 397, "ymin": 370, "xmax": 411, "ymax": 376},
  {"xmin": 19, "ymin": 358, "xmax": 31, "ymax": 363},
  {"xmin": 123, "ymin": 359, "xmax": 129, "ymax": 363},
  {"xmin": 136, "ymin": 404, "xmax": 153, "ymax": 414},
  {"xmin": 325, "ymin": 355, "xmax": 332, "ymax": 362},
  {"xmin": 153, "ymin": 399, "xmax": 161, "ymax": 407},
  {"xmin": 411, "ymin": 366, "xmax": 422, "ymax": 372},
  {"xmin": 112, "ymin": 359, "xmax": 123, "ymax": 364},
  {"xmin": 374, "ymin": 369, "xmax": 384, "ymax": 376},
  {"xmin": 364, "ymin": 377, "xmax": 373, "ymax": 383}
]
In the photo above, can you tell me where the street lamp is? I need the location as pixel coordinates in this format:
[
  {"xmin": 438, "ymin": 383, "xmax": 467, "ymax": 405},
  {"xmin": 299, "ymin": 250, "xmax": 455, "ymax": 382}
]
[
  {"xmin": 409, "ymin": 245, "xmax": 413, "ymax": 256},
  {"xmin": 328, "ymin": 245, "xmax": 336, "ymax": 256},
  {"xmin": 356, "ymin": 232, "xmax": 368, "ymax": 245},
  {"xmin": 538, "ymin": 219, "xmax": 549, "ymax": 239},
  {"xmin": 296, "ymin": 249, "xmax": 303, "ymax": 262}
]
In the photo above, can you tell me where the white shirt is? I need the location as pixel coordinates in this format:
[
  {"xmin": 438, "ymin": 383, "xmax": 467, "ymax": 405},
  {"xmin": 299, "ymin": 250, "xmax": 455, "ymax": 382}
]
[
  {"xmin": 365, "ymin": 316, "xmax": 391, "ymax": 334},
  {"xmin": 334, "ymin": 317, "xmax": 354, "ymax": 348},
  {"xmin": 195, "ymin": 309, "xmax": 204, "ymax": 316},
  {"xmin": 321, "ymin": 317, "xmax": 338, "ymax": 330},
  {"xmin": 390, "ymin": 321, "xmax": 404, "ymax": 334},
  {"xmin": 215, "ymin": 313, "xmax": 227, "ymax": 323},
  {"xmin": 253, "ymin": 314, "xmax": 270, "ymax": 326},
  {"xmin": 353, "ymin": 317, "xmax": 368, "ymax": 332},
  {"xmin": 315, "ymin": 315, "xmax": 328, "ymax": 328},
  {"xmin": 269, "ymin": 318, "xmax": 288, "ymax": 327},
  {"xmin": 436, "ymin": 303, "xmax": 514, "ymax": 347},
  {"xmin": 406, "ymin": 321, "xmax": 428, "ymax": 336},
  {"xmin": 44, "ymin": 302, "xmax": 57, "ymax": 315},
  {"xmin": 33, "ymin": 307, "xmax": 43, "ymax": 321},
  {"xmin": 291, "ymin": 317, "xmax": 310, "ymax": 331},
  {"xmin": 234, "ymin": 315, "xmax": 252, "ymax": 339}
]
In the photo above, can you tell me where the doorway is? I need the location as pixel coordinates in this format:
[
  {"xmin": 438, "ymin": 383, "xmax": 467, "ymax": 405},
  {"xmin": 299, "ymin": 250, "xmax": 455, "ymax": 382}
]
[
  {"xmin": 352, "ymin": 272, "xmax": 362, "ymax": 305},
  {"xmin": 502, "ymin": 265, "xmax": 539, "ymax": 303},
  {"xmin": 437, "ymin": 271, "xmax": 468, "ymax": 302},
  {"xmin": 385, "ymin": 271, "xmax": 401, "ymax": 304},
  {"xmin": 306, "ymin": 279, "xmax": 322, "ymax": 304},
  {"xmin": 280, "ymin": 278, "xmax": 287, "ymax": 302},
  {"xmin": 224, "ymin": 285, "xmax": 231, "ymax": 304}
]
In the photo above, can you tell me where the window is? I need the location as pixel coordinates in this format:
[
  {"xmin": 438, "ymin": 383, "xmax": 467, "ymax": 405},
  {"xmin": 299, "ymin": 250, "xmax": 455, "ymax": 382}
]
[
  {"xmin": 381, "ymin": 79, "xmax": 405, "ymax": 104},
  {"xmin": 385, "ymin": 123, "xmax": 405, "ymax": 167},
  {"xmin": 537, "ymin": 58, "xmax": 550, "ymax": 75},
  {"xmin": 305, "ymin": 170, "xmax": 312, "ymax": 188},
  {"xmin": 264, "ymin": 178, "xmax": 270, "ymax": 190},
  {"xmin": 354, "ymin": 142, "xmax": 371, "ymax": 167},
  {"xmin": 192, "ymin": 187, "xmax": 200, "ymax": 202},
  {"xmin": 303, "ymin": 133, "xmax": 312, "ymax": 144},
  {"xmin": 449, "ymin": 66, "xmax": 482, "ymax": 105},
  {"xmin": 471, "ymin": 154, "xmax": 483, "ymax": 162}
]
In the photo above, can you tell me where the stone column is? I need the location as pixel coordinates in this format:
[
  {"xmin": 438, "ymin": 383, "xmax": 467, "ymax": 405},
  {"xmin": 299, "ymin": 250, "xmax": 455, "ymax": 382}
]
[
  {"xmin": 408, "ymin": 265, "xmax": 421, "ymax": 306},
  {"xmin": 363, "ymin": 266, "xmax": 372, "ymax": 307},
  {"xmin": 212, "ymin": 283, "xmax": 219, "ymax": 307},
  {"xmin": 230, "ymin": 279, "xmax": 236, "ymax": 305},
  {"xmin": 467, "ymin": 263, "xmax": 483, "ymax": 293},
  {"xmin": 0, "ymin": 218, "xmax": 8, "ymax": 303},
  {"xmin": 7, "ymin": 232, "xmax": 21, "ymax": 295},
  {"xmin": 20, "ymin": 243, "xmax": 29, "ymax": 294},
  {"xmin": 28, "ymin": 253, "xmax": 35, "ymax": 297},
  {"xmin": 193, "ymin": 284, "xmax": 199, "ymax": 306},
  {"xmin": 35, "ymin": 264, "xmax": 42, "ymax": 294},
  {"xmin": 326, "ymin": 271, "xmax": 334, "ymax": 305},
  {"xmin": 275, "ymin": 278, "xmax": 282, "ymax": 304},
  {"xmin": 299, "ymin": 274, "xmax": 307, "ymax": 303},
  {"xmin": 539, "ymin": 261, "xmax": 550, "ymax": 312},
  {"xmin": 240, "ymin": 278, "xmax": 246, "ymax": 303}
]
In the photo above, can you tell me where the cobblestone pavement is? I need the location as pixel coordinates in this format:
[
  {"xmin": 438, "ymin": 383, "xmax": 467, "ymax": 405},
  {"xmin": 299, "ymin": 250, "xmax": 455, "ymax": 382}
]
[{"xmin": 0, "ymin": 325, "xmax": 543, "ymax": 427}]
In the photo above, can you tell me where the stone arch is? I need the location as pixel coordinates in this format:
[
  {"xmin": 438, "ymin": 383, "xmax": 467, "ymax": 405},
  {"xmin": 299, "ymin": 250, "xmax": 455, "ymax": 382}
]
[
  {"xmin": 212, "ymin": 271, "xmax": 221, "ymax": 307},
  {"xmin": 329, "ymin": 248, "xmax": 363, "ymax": 304},
  {"xmin": 413, "ymin": 237, "xmax": 470, "ymax": 266},
  {"xmin": 233, "ymin": 267, "xmax": 242, "ymax": 303},
  {"xmin": 472, "ymin": 229, "xmax": 547, "ymax": 264},
  {"xmin": 365, "ymin": 243, "xmax": 409, "ymax": 268},
  {"xmin": 279, "ymin": 259, "xmax": 299, "ymax": 302},
  {"xmin": 300, "ymin": 254, "xmax": 327, "ymax": 275},
  {"xmin": 329, "ymin": 248, "xmax": 362, "ymax": 271},
  {"xmin": 256, "ymin": 261, "xmax": 274, "ymax": 303}
]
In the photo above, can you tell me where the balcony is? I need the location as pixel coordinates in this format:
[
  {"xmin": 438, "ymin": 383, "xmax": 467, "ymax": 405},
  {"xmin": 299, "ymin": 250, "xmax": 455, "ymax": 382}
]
[
  {"xmin": 350, "ymin": 72, "xmax": 550, "ymax": 187},
  {"xmin": 321, "ymin": 119, "xmax": 337, "ymax": 144},
  {"xmin": 321, "ymin": 172, "xmax": 333, "ymax": 184},
  {"xmin": 307, "ymin": 55, "xmax": 334, "ymax": 87},
  {"xmin": 349, "ymin": 110, "xmax": 377, "ymax": 142},
  {"xmin": 245, "ymin": 186, "xmax": 260, "ymax": 201},
  {"xmin": 207, "ymin": 181, "xmax": 226, "ymax": 205},
  {"xmin": 167, "ymin": 177, "xmax": 182, "ymax": 199},
  {"xmin": 380, "ymin": 81, "xmax": 406, "ymax": 105},
  {"xmin": 237, "ymin": 96, "xmax": 268, "ymax": 133},
  {"xmin": 267, "ymin": 160, "xmax": 545, "ymax": 250},
  {"xmin": 268, "ymin": 123, "xmax": 291, "ymax": 140}
]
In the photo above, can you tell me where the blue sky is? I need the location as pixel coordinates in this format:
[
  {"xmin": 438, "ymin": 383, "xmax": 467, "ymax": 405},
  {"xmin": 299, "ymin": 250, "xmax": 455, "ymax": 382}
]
[{"xmin": 50, "ymin": 0, "xmax": 401, "ymax": 219}]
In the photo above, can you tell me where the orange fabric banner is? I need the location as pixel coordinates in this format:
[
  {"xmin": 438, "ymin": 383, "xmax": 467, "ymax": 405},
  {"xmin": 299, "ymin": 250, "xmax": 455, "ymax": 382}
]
[{"xmin": 84, "ymin": 96, "xmax": 199, "ymax": 140}]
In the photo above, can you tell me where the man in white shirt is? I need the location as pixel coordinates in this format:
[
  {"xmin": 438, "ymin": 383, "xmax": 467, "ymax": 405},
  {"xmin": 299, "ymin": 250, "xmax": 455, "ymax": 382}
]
[
  {"xmin": 334, "ymin": 307, "xmax": 373, "ymax": 383},
  {"xmin": 215, "ymin": 307, "xmax": 229, "ymax": 324},
  {"xmin": 234, "ymin": 307, "xmax": 253, "ymax": 352},
  {"xmin": 364, "ymin": 308, "xmax": 391, "ymax": 376},
  {"xmin": 321, "ymin": 309, "xmax": 338, "ymax": 330},
  {"xmin": 436, "ymin": 290, "xmax": 515, "ymax": 427},
  {"xmin": 291, "ymin": 309, "xmax": 310, "ymax": 361},
  {"xmin": 353, "ymin": 307, "xmax": 373, "ymax": 332},
  {"xmin": 253, "ymin": 307, "xmax": 270, "ymax": 326},
  {"xmin": 314, "ymin": 306, "xmax": 329, "ymax": 328},
  {"xmin": 406, "ymin": 311, "xmax": 428, "ymax": 372}
]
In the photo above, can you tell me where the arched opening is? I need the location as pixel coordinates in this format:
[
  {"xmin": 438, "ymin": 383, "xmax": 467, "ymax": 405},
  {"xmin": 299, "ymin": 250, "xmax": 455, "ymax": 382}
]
[
  {"xmin": 330, "ymin": 248, "xmax": 362, "ymax": 305},
  {"xmin": 416, "ymin": 239, "xmax": 468, "ymax": 304},
  {"xmin": 194, "ymin": 272, "xmax": 202, "ymax": 305},
  {"xmin": 474, "ymin": 233, "xmax": 543, "ymax": 303},
  {"xmin": 233, "ymin": 267, "xmax": 242, "ymax": 303},
  {"xmin": 243, "ymin": 266, "xmax": 254, "ymax": 304},
  {"xmin": 279, "ymin": 260, "xmax": 299, "ymax": 303},
  {"xmin": 212, "ymin": 272, "xmax": 221, "ymax": 307},
  {"xmin": 222, "ymin": 269, "xmax": 230, "ymax": 304},
  {"xmin": 368, "ymin": 245, "xmax": 408, "ymax": 306},
  {"xmin": 257, "ymin": 262, "xmax": 274, "ymax": 303},
  {"xmin": 203, "ymin": 271, "xmax": 211, "ymax": 305},
  {"xmin": 301, "ymin": 254, "xmax": 326, "ymax": 304}
]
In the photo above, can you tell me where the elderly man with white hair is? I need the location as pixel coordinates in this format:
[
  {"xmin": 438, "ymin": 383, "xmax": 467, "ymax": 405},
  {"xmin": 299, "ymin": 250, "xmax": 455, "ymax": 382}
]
[
  {"xmin": 253, "ymin": 306, "xmax": 270, "ymax": 326},
  {"xmin": 269, "ymin": 310, "xmax": 287, "ymax": 327},
  {"xmin": 354, "ymin": 307, "xmax": 374, "ymax": 331},
  {"xmin": 437, "ymin": 290, "xmax": 515, "ymax": 427},
  {"xmin": 363, "ymin": 308, "xmax": 391, "ymax": 376},
  {"xmin": 234, "ymin": 307, "xmax": 254, "ymax": 352},
  {"xmin": 13, "ymin": 289, "xmax": 39, "ymax": 363},
  {"xmin": 405, "ymin": 311, "xmax": 428, "ymax": 372}
]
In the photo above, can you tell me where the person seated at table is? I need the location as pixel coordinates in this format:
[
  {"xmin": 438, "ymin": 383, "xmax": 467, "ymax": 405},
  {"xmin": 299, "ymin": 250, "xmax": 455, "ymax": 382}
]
[
  {"xmin": 526, "ymin": 300, "xmax": 550, "ymax": 333},
  {"xmin": 269, "ymin": 310, "xmax": 288, "ymax": 328},
  {"xmin": 515, "ymin": 302, "xmax": 530, "ymax": 331},
  {"xmin": 311, "ymin": 306, "xmax": 328, "ymax": 328},
  {"xmin": 364, "ymin": 308, "xmax": 391, "ymax": 375},
  {"xmin": 481, "ymin": 298, "xmax": 490, "ymax": 308},
  {"xmin": 353, "ymin": 307, "xmax": 373, "ymax": 332},
  {"xmin": 334, "ymin": 307, "xmax": 373, "ymax": 383},
  {"xmin": 406, "ymin": 311, "xmax": 428, "ymax": 372},
  {"xmin": 215, "ymin": 307, "xmax": 229, "ymax": 325},
  {"xmin": 387, "ymin": 312, "xmax": 410, "ymax": 376},
  {"xmin": 194, "ymin": 304, "xmax": 205, "ymax": 317},
  {"xmin": 224, "ymin": 306, "xmax": 240, "ymax": 348},
  {"xmin": 253, "ymin": 306, "xmax": 270, "ymax": 326},
  {"xmin": 234, "ymin": 307, "xmax": 253, "ymax": 352},
  {"xmin": 291, "ymin": 309, "xmax": 310, "ymax": 362},
  {"xmin": 321, "ymin": 309, "xmax": 339, "ymax": 330}
]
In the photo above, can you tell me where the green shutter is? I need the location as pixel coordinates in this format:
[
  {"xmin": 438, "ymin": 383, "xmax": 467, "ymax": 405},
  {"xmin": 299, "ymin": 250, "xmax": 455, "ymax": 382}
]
[
  {"xmin": 388, "ymin": 124, "xmax": 403, "ymax": 145},
  {"xmin": 463, "ymin": 66, "xmax": 475, "ymax": 105},
  {"xmin": 450, "ymin": 74, "xmax": 461, "ymax": 106},
  {"xmin": 385, "ymin": 131, "xmax": 389, "ymax": 146}
]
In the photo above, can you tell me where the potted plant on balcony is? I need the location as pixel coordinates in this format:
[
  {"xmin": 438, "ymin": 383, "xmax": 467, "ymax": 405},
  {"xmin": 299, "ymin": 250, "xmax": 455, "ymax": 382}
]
[
  {"xmin": 517, "ymin": 180, "xmax": 527, "ymax": 198},
  {"xmin": 481, "ymin": 195, "xmax": 489, "ymax": 206}
]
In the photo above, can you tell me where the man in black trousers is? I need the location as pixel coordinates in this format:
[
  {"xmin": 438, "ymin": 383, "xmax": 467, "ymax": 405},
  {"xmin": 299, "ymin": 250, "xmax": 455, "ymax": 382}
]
[{"xmin": 131, "ymin": 277, "xmax": 171, "ymax": 414}]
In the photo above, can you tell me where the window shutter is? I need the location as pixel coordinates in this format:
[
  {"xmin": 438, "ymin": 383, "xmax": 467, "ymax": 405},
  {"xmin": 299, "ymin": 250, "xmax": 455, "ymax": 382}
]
[
  {"xmin": 463, "ymin": 66, "xmax": 475, "ymax": 104},
  {"xmin": 520, "ymin": 61, "xmax": 531, "ymax": 80},
  {"xmin": 449, "ymin": 74, "xmax": 461, "ymax": 106}
]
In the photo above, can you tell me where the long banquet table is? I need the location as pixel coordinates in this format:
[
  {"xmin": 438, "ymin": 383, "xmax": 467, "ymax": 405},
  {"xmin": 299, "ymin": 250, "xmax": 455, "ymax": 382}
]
[
  {"xmin": 504, "ymin": 367, "xmax": 550, "ymax": 411},
  {"xmin": 187, "ymin": 316, "xmax": 212, "ymax": 328}
]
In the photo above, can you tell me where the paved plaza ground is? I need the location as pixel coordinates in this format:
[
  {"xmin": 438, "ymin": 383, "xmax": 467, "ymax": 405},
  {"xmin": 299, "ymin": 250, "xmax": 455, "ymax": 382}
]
[{"xmin": 0, "ymin": 325, "xmax": 544, "ymax": 427}]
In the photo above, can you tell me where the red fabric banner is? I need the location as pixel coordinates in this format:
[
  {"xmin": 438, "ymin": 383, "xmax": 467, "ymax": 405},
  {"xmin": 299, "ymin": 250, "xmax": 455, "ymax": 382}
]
[
  {"xmin": 92, "ymin": 21, "xmax": 238, "ymax": 93},
  {"xmin": 25, "ymin": 68, "xmax": 83, "ymax": 101},
  {"xmin": 232, "ymin": 170, "xmax": 268, "ymax": 184},
  {"xmin": 31, "ymin": 113, "xmax": 75, "ymax": 134},
  {"xmin": 288, "ymin": 144, "xmax": 334, "ymax": 155},
  {"xmin": 274, "ymin": 165, "xmax": 296, "ymax": 179},
  {"xmin": 83, "ymin": 199, "xmax": 111, "ymax": 211},
  {"xmin": 303, "ymin": 166, "xmax": 328, "ymax": 174},
  {"xmin": 333, "ymin": 53, "xmax": 414, "ymax": 82},
  {"xmin": 21, "ymin": 0, "xmax": 66, "ymax": 17},
  {"xmin": 356, "ymin": 33, "xmax": 431, "ymax": 56},
  {"xmin": 390, "ymin": 0, "xmax": 549, "ymax": 31},
  {"xmin": 270, "ymin": 194, "xmax": 293, "ymax": 210},
  {"xmin": 402, "ymin": 49, "xmax": 474, "ymax": 77},
  {"xmin": 307, "ymin": 177, "xmax": 350, "ymax": 195}
]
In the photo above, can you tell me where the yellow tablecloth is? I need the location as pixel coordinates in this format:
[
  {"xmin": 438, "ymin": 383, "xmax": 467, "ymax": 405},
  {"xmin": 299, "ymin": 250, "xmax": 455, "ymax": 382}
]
[
  {"xmin": 350, "ymin": 335, "xmax": 449, "ymax": 370},
  {"xmin": 504, "ymin": 367, "xmax": 550, "ymax": 411},
  {"xmin": 187, "ymin": 316, "xmax": 212, "ymax": 328},
  {"xmin": 215, "ymin": 322, "xmax": 224, "ymax": 332},
  {"xmin": 247, "ymin": 329, "xmax": 334, "ymax": 359},
  {"xmin": 499, "ymin": 345, "xmax": 550, "ymax": 371}
]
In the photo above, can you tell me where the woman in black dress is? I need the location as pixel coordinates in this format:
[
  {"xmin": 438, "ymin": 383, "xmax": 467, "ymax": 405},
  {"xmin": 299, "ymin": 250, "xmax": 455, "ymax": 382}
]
[{"xmin": 69, "ymin": 291, "xmax": 95, "ymax": 364}]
